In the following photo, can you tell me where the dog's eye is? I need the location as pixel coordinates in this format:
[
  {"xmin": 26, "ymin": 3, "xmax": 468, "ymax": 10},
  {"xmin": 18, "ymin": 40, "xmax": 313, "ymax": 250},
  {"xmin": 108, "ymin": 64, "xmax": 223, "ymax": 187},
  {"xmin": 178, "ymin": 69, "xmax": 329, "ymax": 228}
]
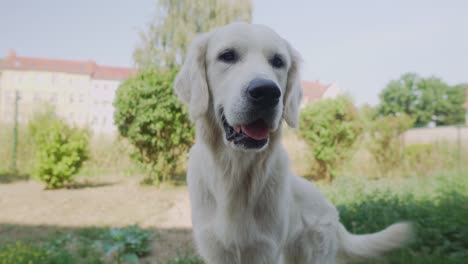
[
  {"xmin": 270, "ymin": 54, "xmax": 285, "ymax": 68},
  {"xmin": 218, "ymin": 49, "xmax": 238, "ymax": 63}
]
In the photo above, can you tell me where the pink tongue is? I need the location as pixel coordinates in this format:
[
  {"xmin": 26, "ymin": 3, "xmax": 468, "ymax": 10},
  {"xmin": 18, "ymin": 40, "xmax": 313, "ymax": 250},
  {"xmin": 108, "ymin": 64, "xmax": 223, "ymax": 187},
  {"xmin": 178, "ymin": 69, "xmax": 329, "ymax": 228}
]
[{"xmin": 241, "ymin": 120, "xmax": 269, "ymax": 140}]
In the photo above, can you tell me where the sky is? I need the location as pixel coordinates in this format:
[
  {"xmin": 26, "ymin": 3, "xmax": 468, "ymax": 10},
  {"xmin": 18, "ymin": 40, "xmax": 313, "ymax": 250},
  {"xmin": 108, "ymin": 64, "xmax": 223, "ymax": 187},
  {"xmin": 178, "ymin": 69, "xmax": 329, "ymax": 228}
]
[{"xmin": 1, "ymin": 0, "xmax": 467, "ymax": 105}]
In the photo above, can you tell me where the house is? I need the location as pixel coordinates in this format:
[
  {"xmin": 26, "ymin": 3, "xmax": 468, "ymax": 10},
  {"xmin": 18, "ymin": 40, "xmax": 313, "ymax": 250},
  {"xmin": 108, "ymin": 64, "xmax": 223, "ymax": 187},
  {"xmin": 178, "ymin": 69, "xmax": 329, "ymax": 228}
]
[
  {"xmin": 300, "ymin": 80, "xmax": 340, "ymax": 107},
  {"xmin": 0, "ymin": 50, "xmax": 134, "ymax": 134}
]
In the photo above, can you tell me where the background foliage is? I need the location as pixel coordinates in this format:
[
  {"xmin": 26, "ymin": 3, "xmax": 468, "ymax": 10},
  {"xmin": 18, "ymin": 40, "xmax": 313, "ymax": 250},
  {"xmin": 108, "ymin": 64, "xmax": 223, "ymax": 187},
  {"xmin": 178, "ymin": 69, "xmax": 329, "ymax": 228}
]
[
  {"xmin": 378, "ymin": 73, "xmax": 465, "ymax": 127},
  {"xmin": 134, "ymin": 0, "xmax": 252, "ymax": 69},
  {"xmin": 367, "ymin": 114, "xmax": 414, "ymax": 177},
  {"xmin": 299, "ymin": 96, "xmax": 363, "ymax": 182},
  {"xmin": 29, "ymin": 107, "xmax": 90, "ymax": 189},
  {"xmin": 114, "ymin": 69, "xmax": 193, "ymax": 184}
]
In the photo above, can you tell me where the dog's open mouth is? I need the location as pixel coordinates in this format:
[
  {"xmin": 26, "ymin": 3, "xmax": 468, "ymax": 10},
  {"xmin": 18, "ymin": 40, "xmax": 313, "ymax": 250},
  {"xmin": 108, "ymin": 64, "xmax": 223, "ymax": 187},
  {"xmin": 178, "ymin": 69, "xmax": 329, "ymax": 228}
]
[{"xmin": 222, "ymin": 114, "xmax": 269, "ymax": 149}]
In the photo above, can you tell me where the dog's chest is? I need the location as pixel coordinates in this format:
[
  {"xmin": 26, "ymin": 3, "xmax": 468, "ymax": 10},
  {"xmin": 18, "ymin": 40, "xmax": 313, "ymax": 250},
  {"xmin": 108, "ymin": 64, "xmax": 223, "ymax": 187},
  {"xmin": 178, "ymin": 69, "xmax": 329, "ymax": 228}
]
[{"xmin": 211, "ymin": 175, "xmax": 288, "ymax": 247}]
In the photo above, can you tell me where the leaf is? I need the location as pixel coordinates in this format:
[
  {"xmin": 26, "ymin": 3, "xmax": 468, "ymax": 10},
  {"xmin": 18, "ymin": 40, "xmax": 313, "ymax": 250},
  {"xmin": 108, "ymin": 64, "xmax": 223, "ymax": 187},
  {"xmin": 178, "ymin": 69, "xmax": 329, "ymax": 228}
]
[{"xmin": 121, "ymin": 253, "xmax": 140, "ymax": 264}]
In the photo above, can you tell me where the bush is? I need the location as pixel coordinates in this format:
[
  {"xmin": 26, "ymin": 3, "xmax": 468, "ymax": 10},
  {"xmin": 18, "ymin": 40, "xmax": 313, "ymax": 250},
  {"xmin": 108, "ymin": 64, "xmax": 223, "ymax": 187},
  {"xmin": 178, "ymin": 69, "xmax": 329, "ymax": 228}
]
[
  {"xmin": 0, "ymin": 226, "xmax": 152, "ymax": 264},
  {"xmin": 0, "ymin": 241, "xmax": 75, "ymax": 264},
  {"xmin": 299, "ymin": 96, "xmax": 362, "ymax": 182},
  {"xmin": 114, "ymin": 69, "xmax": 193, "ymax": 184},
  {"xmin": 403, "ymin": 143, "xmax": 435, "ymax": 176},
  {"xmin": 337, "ymin": 184, "xmax": 468, "ymax": 263},
  {"xmin": 367, "ymin": 114, "xmax": 413, "ymax": 177},
  {"xmin": 92, "ymin": 225, "xmax": 152, "ymax": 263},
  {"xmin": 29, "ymin": 109, "xmax": 90, "ymax": 189},
  {"xmin": 0, "ymin": 242, "xmax": 49, "ymax": 264},
  {"xmin": 166, "ymin": 256, "xmax": 204, "ymax": 264}
]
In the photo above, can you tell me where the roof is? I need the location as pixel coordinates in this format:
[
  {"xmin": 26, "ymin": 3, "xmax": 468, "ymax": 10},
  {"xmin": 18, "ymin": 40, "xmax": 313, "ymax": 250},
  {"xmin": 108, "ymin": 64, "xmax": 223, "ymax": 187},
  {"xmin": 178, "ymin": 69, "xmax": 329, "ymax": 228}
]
[
  {"xmin": 301, "ymin": 80, "xmax": 331, "ymax": 101},
  {"xmin": 93, "ymin": 65, "xmax": 135, "ymax": 80},
  {"xmin": 1, "ymin": 49, "xmax": 134, "ymax": 81}
]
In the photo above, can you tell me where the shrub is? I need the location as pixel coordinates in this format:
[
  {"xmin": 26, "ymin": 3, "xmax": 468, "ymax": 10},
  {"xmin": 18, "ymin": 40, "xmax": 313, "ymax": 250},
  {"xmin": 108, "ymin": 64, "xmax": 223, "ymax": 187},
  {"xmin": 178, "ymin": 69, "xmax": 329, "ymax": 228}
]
[
  {"xmin": 29, "ymin": 109, "xmax": 90, "ymax": 189},
  {"xmin": 92, "ymin": 225, "xmax": 152, "ymax": 263},
  {"xmin": 367, "ymin": 114, "xmax": 413, "ymax": 177},
  {"xmin": 0, "ymin": 242, "xmax": 48, "ymax": 264},
  {"xmin": 337, "ymin": 182, "xmax": 468, "ymax": 263},
  {"xmin": 403, "ymin": 143, "xmax": 435, "ymax": 176},
  {"xmin": 299, "ymin": 96, "xmax": 362, "ymax": 182},
  {"xmin": 114, "ymin": 69, "xmax": 193, "ymax": 184},
  {"xmin": 166, "ymin": 256, "xmax": 204, "ymax": 264},
  {"xmin": 0, "ymin": 241, "xmax": 75, "ymax": 264}
]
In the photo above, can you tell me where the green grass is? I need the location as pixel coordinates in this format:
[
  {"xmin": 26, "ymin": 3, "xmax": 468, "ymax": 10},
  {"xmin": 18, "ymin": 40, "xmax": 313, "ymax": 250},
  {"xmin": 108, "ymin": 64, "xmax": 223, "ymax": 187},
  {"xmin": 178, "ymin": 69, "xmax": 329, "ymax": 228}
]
[
  {"xmin": 164, "ymin": 171, "xmax": 468, "ymax": 263},
  {"xmin": 166, "ymin": 255, "xmax": 204, "ymax": 264},
  {"xmin": 322, "ymin": 171, "xmax": 468, "ymax": 263},
  {"xmin": 167, "ymin": 172, "xmax": 467, "ymax": 264},
  {"xmin": 1, "ymin": 171, "xmax": 466, "ymax": 263},
  {"xmin": 0, "ymin": 226, "xmax": 152, "ymax": 264}
]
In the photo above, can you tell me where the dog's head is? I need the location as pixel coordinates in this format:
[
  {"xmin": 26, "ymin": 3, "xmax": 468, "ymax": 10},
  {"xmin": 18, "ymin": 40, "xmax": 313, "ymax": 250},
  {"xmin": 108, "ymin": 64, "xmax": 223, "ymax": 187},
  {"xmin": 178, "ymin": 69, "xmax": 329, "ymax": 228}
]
[{"xmin": 175, "ymin": 23, "xmax": 302, "ymax": 152}]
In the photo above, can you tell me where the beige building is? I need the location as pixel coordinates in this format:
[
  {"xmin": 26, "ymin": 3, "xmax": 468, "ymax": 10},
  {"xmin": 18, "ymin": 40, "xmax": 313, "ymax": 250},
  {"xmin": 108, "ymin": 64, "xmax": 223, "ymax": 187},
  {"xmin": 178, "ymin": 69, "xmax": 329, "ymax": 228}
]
[{"xmin": 0, "ymin": 50, "xmax": 133, "ymax": 134}]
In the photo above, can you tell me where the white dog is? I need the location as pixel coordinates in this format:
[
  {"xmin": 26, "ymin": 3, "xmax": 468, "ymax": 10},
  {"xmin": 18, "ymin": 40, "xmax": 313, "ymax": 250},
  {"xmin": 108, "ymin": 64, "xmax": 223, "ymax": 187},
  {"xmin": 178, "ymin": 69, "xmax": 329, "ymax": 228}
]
[{"xmin": 174, "ymin": 22, "xmax": 412, "ymax": 264}]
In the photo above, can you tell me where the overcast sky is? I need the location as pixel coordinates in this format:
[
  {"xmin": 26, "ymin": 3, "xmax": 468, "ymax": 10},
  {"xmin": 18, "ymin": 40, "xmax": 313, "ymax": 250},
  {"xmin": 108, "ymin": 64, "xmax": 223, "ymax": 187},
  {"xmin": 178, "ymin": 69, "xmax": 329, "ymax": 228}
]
[{"xmin": 2, "ymin": 0, "xmax": 467, "ymax": 105}]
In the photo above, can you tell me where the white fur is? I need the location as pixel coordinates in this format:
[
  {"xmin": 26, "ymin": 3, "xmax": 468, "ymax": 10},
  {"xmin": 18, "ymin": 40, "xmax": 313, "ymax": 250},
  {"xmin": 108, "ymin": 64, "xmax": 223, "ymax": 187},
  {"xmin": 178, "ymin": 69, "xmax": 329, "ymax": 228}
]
[{"xmin": 174, "ymin": 22, "xmax": 412, "ymax": 264}]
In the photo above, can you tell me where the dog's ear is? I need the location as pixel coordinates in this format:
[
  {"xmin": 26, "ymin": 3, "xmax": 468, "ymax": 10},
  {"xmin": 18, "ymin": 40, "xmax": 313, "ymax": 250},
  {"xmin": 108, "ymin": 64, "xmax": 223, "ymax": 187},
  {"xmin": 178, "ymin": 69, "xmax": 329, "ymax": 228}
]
[
  {"xmin": 283, "ymin": 45, "xmax": 303, "ymax": 128},
  {"xmin": 174, "ymin": 33, "xmax": 211, "ymax": 121}
]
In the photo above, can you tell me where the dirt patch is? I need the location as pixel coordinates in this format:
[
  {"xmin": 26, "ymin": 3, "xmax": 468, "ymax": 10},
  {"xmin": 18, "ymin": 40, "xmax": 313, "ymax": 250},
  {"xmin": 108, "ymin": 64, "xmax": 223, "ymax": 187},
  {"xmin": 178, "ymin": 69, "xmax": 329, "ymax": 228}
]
[{"xmin": 0, "ymin": 175, "xmax": 196, "ymax": 262}]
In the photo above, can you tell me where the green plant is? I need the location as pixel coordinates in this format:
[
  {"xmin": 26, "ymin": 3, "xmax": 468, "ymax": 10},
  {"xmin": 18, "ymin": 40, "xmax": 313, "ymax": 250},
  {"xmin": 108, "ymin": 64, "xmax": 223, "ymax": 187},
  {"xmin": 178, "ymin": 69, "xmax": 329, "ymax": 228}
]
[
  {"xmin": 367, "ymin": 114, "xmax": 413, "ymax": 177},
  {"xmin": 337, "ymin": 183, "xmax": 468, "ymax": 263},
  {"xmin": 299, "ymin": 96, "xmax": 362, "ymax": 182},
  {"xmin": 403, "ymin": 143, "xmax": 435, "ymax": 176},
  {"xmin": 0, "ymin": 240, "xmax": 76, "ymax": 264},
  {"xmin": 0, "ymin": 242, "xmax": 48, "ymax": 264},
  {"xmin": 29, "ymin": 109, "xmax": 90, "ymax": 189},
  {"xmin": 114, "ymin": 69, "xmax": 194, "ymax": 184},
  {"xmin": 134, "ymin": 0, "xmax": 252, "ymax": 69},
  {"xmin": 0, "ymin": 226, "xmax": 152, "ymax": 264},
  {"xmin": 166, "ymin": 255, "xmax": 204, "ymax": 264},
  {"xmin": 378, "ymin": 73, "xmax": 465, "ymax": 127},
  {"xmin": 92, "ymin": 225, "xmax": 152, "ymax": 263}
]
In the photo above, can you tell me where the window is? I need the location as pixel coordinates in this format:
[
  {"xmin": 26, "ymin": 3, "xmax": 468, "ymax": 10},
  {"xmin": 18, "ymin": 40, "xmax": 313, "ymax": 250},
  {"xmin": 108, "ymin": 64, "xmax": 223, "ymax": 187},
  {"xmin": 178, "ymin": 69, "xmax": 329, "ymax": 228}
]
[
  {"xmin": 33, "ymin": 92, "xmax": 41, "ymax": 102},
  {"xmin": 50, "ymin": 92, "xmax": 58, "ymax": 103}
]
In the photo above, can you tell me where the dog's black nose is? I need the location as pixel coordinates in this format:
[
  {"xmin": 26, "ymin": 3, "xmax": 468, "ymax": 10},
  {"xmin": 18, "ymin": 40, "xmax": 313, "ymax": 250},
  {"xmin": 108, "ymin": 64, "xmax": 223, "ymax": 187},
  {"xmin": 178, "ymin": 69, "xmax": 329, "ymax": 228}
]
[{"xmin": 247, "ymin": 78, "xmax": 281, "ymax": 107}]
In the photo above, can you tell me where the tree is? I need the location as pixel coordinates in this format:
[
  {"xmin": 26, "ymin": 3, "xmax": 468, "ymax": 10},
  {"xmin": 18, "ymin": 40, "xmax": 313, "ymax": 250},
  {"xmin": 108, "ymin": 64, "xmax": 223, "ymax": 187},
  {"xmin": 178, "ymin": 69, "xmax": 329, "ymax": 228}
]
[
  {"xmin": 367, "ymin": 114, "xmax": 414, "ymax": 177},
  {"xmin": 378, "ymin": 73, "xmax": 465, "ymax": 127},
  {"xmin": 113, "ymin": 69, "xmax": 193, "ymax": 184},
  {"xmin": 441, "ymin": 83, "xmax": 466, "ymax": 125},
  {"xmin": 299, "ymin": 96, "xmax": 363, "ymax": 182},
  {"xmin": 134, "ymin": 0, "xmax": 252, "ymax": 69}
]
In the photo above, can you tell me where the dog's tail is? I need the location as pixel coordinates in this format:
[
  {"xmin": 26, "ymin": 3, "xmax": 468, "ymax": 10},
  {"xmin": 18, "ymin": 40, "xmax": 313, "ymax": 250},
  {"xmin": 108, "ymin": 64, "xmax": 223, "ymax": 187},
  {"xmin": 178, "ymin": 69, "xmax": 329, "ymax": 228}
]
[{"xmin": 337, "ymin": 222, "xmax": 414, "ymax": 261}]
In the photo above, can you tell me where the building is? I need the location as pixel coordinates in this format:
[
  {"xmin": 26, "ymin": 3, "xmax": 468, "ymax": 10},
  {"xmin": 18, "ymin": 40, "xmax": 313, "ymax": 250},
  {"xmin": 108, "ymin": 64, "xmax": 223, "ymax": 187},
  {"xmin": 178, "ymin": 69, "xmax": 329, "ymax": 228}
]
[
  {"xmin": 0, "ymin": 50, "xmax": 133, "ymax": 134},
  {"xmin": 300, "ymin": 80, "xmax": 340, "ymax": 107},
  {"xmin": 0, "ymin": 50, "xmax": 339, "ymax": 135}
]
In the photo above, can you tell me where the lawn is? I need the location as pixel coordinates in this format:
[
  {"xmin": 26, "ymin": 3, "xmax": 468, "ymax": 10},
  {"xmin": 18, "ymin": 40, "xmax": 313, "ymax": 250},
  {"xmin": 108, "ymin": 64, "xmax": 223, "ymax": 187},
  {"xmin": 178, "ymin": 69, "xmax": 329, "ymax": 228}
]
[
  {"xmin": 0, "ymin": 171, "xmax": 466, "ymax": 263},
  {"xmin": 322, "ymin": 171, "xmax": 468, "ymax": 263}
]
